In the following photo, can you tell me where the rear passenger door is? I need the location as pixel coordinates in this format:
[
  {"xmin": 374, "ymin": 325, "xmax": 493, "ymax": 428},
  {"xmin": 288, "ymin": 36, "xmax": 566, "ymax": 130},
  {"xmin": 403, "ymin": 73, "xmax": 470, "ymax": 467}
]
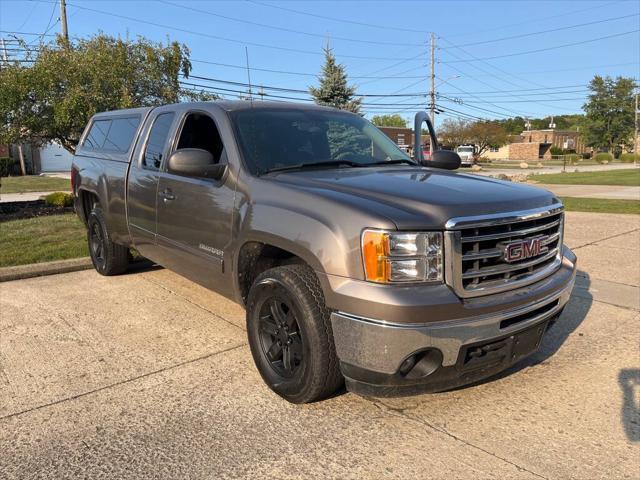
[
  {"xmin": 127, "ymin": 107, "xmax": 177, "ymax": 259},
  {"xmin": 154, "ymin": 110, "xmax": 236, "ymax": 294}
]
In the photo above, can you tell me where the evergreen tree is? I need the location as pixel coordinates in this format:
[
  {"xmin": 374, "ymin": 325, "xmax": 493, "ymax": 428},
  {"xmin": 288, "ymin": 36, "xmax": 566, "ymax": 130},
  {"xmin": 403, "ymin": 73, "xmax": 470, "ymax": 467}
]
[{"xmin": 310, "ymin": 47, "xmax": 362, "ymax": 114}]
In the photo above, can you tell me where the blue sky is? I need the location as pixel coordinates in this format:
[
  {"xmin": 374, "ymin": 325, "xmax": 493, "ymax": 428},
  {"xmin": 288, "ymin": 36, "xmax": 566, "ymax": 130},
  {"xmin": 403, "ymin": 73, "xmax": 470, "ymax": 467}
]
[{"xmin": 1, "ymin": 0, "xmax": 639, "ymax": 125}]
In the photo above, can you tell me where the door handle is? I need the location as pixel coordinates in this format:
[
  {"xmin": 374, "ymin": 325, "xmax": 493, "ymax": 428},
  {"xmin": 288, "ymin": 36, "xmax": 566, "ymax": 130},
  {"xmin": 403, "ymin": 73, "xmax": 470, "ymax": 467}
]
[{"xmin": 159, "ymin": 189, "xmax": 175, "ymax": 201}]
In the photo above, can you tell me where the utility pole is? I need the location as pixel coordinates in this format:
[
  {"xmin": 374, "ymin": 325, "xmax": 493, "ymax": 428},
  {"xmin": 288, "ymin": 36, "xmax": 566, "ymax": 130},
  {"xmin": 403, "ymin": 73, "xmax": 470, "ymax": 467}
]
[
  {"xmin": 429, "ymin": 32, "xmax": 436, "ymax": 126},
  {"xmin": 60, "ymin": 0, "xmax": 69, "ymax": 43},
  {"xmin": 635, "ymin": 92, "xmax": 638, "ymax": 165},
  {"xmin": 0, "ymin": 38, "xmax": 8, "ymax": 63}
]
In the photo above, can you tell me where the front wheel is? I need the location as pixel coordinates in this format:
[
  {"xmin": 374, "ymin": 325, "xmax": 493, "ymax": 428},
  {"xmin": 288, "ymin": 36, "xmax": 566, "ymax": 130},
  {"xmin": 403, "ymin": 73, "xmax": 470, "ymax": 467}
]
[
  {"xmin": 246, "ymin": 264, "xmax": 343, "ymax": 403},
  {"xmin": 87, "ymin": 206, "xmax": 129, "ymax": 276}
]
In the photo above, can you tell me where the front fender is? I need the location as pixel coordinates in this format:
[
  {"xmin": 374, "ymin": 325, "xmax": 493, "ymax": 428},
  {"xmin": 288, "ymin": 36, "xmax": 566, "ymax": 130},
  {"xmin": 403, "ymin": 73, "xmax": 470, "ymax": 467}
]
[{"xmin": 237, "ymin": 202, "xmax": 354, "ymax": 277}]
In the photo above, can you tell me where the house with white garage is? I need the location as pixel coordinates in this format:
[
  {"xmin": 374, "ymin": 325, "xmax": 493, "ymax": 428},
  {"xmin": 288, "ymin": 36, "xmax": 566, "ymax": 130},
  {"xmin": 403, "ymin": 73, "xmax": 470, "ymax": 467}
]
[{"xmin": 35, "ymin": 142, "xmax": 74, "ymax": 173}]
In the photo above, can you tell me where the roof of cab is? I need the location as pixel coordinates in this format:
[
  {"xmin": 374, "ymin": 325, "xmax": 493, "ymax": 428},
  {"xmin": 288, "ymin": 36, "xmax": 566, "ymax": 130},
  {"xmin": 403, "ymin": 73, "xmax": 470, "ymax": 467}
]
[
  {"xmin": 92, "ymin": 106, "xmax": 154, "ymax": 118},
  {"xmin": 211, "ymin": 100, "xmax": 339, "ymax": 113},
  {"xmin": 91, "ymin": 101, "xmax": 344, "ymax": 118}
]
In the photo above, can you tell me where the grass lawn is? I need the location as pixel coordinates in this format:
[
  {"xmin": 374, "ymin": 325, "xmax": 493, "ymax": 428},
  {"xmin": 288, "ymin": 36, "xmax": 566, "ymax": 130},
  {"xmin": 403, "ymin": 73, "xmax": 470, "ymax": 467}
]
[
  {"xmin": 530, "ymin": 169, "xmax": 640, "ymax": 186},
  {"xmin": 560, "ymin": 197, "xmax": 640, "ymax": 215},
  {"xmin": 0, "ymin": 214, "xmax": 88, "ymax": 267},
  {"xmin": 1, "ymin": 175, "xmax": 71, "ymax": 194}
]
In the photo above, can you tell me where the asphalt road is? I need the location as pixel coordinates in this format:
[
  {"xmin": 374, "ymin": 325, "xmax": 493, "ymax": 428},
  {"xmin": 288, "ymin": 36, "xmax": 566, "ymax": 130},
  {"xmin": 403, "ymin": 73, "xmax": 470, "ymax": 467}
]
[{"xmin": 1, "ymin": 212, "xmax": 639, "ymax": 479}]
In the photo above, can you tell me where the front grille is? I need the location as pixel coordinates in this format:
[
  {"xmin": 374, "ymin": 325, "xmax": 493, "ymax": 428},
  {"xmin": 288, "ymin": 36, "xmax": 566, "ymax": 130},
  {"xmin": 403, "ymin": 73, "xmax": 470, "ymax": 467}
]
[{"xmin": 445, "ymin": 204, "xmax": 564, "ymax": 298}]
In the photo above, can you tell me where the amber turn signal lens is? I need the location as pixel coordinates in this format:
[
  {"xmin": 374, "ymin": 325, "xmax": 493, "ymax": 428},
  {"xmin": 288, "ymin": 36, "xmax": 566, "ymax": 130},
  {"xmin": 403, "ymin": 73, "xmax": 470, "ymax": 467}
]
[{"xmin": 362, "ymin": 230, "xmax": 389, "ymax": 282}]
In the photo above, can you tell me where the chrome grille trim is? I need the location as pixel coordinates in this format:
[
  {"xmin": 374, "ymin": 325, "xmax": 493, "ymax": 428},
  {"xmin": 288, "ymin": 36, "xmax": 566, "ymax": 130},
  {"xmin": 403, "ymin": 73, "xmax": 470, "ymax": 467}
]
[
  {"xmin": 461, "ymin": 248, "xmax": 559, "ymax": 279},
  {"xmin": 445, "ymin": 203, "xmax": 564, "ymax": 230},
  {"xmin": 445, "ymin": 204, "xmax": 564, "ymax": 298},
  {"xmin": 460, "ymin": 218, "xmax": 561, "ymax": 243}
]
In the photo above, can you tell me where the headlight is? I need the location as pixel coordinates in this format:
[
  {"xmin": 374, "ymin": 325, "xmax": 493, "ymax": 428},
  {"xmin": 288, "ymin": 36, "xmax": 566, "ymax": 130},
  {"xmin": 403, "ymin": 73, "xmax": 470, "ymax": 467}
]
[{"xmin": 361, "ymin": 229, "xmax": 443, "ymax": 283}]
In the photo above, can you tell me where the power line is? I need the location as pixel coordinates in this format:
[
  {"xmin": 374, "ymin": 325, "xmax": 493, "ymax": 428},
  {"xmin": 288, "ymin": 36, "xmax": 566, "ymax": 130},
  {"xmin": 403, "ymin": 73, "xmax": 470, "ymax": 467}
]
[
  {"xmin": 159, "ymin": 0, "xmax": 424, "ymax": 47},
  {"xmin": 63, "ymin": 1, "xmax": 425, "ymax": 61},
  {"xmin": 437, "ymin": 45, "xmax": 578, "ymax": 113},
  {"xmin": 247, "ymin": 0, "xmax": 428, "ymax": 34},
  {"xmin": 440, "ymin": 89, "xmax": 590, "ymax": 98},
  {"xmin": 0, "ymin": 30, "xmax": 55, "ymax": 37},
  {"xmin": 434, "ymin": 104, "xmax": 486, "ymax": 121},
  {"xmin": 462, "ymin": 97, "xmax": 587, "ymax": 104},
  {"xmin": 435, "ymin": 72, "xmax": 534, "ymax": 117},
  {"xmin": 445, "ymin": 0, "xmax": 623, "ymax": 39},
  {"xmin": 442, "ymin": 13, "xmax": 639, "ymax": 49},
  {"xmin": 441, "ymin": 29, "xmax": 640, "ymax": 63}
]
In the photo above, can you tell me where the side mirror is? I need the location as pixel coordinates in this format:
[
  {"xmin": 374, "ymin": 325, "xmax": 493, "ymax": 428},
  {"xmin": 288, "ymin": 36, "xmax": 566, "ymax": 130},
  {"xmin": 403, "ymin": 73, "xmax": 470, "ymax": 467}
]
[
  {"xmin": 429, "ymin": 150, "xmax": 462, "ymax": 170},
  {"xmin": 413, "ymin": 111, "xmax": 461, "ymax": 170},
  {"xmin": 168, "ymin": 148, "xmax": 227, "ymax": 180}
]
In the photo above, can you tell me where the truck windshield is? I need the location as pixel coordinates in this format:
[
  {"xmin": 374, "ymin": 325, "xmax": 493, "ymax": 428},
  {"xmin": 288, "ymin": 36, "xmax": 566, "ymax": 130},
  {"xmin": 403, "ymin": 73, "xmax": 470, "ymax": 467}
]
[{"xmin": 231, "ymin": 108, "xmax": 415, "ymax": 174}]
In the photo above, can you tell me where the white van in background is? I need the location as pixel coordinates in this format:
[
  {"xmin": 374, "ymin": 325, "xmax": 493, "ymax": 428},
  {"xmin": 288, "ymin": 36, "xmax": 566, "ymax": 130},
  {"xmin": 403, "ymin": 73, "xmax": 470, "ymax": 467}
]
[{"xmin": 456, "ymin": 145, "xmax": 475, "ymax": 167}]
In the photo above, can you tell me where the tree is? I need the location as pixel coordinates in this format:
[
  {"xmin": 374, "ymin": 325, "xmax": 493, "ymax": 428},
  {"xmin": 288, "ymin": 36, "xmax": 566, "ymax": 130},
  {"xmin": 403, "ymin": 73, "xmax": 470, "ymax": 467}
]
[
  {"xmin": 309, "ymin": 46, "xmax": 362, "ymax": 114},
  {"xmin": 0, "ymin": 34, "xmax": 215, "ymax": 153},
  {"xmin": 583, "ymin": 75, "xmax": 637, "ymax": 153},
  {"xmin": 468, "ymin": 121, "xmax": 508, "ymax": 156},
  {"xmin": 437, "ymin": 118, "xmax": 473, "ymax": 148},
  {"xmin": 371, "ymin": 114, "xmax": 407, "ymax": 128}
]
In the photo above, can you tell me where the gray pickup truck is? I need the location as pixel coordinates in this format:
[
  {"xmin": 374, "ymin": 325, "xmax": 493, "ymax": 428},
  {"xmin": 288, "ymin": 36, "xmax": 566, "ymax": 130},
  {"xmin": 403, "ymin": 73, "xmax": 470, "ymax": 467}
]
[{"xmin": 72, "ymin": 101, "xmax": 577, "ymax": 403}]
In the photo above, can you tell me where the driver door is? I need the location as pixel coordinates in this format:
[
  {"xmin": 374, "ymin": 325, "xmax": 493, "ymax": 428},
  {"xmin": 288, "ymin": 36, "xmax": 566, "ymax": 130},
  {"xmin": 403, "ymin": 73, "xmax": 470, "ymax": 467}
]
[{"xmin": 154, "ymin": 111, "xmax": 236, "ymax": 296}]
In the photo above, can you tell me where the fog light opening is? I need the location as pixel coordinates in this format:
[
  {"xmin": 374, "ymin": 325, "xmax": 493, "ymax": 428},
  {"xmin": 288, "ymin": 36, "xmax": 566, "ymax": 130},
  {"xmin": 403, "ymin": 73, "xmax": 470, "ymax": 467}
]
[{"xmin": 398, "ymin": 349, "xmax": 443, "ymax": 379}]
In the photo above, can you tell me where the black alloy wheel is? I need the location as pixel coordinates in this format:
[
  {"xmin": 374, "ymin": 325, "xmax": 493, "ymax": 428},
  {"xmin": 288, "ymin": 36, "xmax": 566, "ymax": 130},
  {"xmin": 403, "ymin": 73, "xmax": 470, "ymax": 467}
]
[
  {"xmin": 89, "ymin": 220, "xmax": 106, "ymax": 270},
  {"xmin": 258, "ymin": 298, "xmax": 304, "ymax": 378},
  {"xmin": 246, "ymin": 264, "xmax": 343, "ymax": 403}
]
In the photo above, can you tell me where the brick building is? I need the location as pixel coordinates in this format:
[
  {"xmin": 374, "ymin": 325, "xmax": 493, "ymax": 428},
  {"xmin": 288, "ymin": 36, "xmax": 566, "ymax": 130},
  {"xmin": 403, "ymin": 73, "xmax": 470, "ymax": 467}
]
[{"xmin": 378, "ymin": 127, "xmax": 413, "ymax": 149}]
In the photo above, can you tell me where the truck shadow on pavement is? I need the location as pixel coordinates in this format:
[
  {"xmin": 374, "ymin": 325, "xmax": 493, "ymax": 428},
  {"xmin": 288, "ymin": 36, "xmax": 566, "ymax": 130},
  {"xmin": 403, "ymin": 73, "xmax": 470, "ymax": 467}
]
[{"xmin": 123, "ymin": 258, "xmax": 164, "ymax": 275}]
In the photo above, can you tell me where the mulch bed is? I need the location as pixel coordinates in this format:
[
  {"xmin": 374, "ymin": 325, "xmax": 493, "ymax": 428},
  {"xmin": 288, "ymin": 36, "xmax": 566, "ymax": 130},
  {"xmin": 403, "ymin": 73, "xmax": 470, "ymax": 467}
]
[{"xmin": 0, "ymin": 200, "xmax": 75, "ymax": 222}]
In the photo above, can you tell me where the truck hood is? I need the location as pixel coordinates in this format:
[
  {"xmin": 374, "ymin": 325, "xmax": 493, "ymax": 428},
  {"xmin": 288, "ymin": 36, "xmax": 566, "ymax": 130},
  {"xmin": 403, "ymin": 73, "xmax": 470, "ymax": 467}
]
[{"xmin": 268, "ymin": 166, "xmax": 559, "ymax": 229}]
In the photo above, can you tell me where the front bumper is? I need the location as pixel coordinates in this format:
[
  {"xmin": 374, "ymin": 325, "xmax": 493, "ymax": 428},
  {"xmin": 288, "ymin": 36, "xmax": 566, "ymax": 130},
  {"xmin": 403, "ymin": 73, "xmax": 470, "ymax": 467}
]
[{"xmin": 329, "ymin": 246, "xmax": 577, "ymax": 396}]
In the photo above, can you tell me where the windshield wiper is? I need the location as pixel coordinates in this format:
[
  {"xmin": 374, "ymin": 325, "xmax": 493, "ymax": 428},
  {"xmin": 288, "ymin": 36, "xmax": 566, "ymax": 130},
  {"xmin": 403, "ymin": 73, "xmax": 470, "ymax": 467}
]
[
  {"xmin": 263, "ymin": 160, "xmax": 365, "ymax": 174},
  {"xmin": 369, "ymin": 159, "xmax": 418, "ymax": 166}
]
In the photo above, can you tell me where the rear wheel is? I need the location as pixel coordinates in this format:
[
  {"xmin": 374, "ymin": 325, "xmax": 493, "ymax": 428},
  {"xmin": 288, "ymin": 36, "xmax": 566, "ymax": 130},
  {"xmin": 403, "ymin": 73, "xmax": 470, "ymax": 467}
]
[
  {"xmin": 87, "ymin": 206, "xmax": 129, "ymax": 276},
  {"xmin": 246, "ymin": 264, "xmax": 343, "ymax": 403}
]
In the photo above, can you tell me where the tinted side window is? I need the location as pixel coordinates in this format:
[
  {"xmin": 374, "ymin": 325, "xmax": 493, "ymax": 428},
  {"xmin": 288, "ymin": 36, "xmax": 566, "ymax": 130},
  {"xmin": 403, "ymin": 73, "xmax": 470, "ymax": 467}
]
[
  {"xmin": 103, "ymin": 116, "xmax": 140, "ymax": 153},
  {"xmin": 84, "ymin": 119, "xmax": 111, "ymax": 149},
  {"xmin": 143, "ymin": 113, "xmax": 175, "ymax": 170}
]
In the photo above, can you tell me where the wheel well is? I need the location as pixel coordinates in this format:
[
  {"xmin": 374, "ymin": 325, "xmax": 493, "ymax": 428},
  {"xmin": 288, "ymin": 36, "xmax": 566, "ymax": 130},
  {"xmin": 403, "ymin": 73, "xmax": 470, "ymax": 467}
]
[
  {"xmin": 238, "ymin": 242, "xmax": 305, "ymax": 304},
  {"xmin": 78, "ymin": 190, "xmax": 99, "ymax": 223}
]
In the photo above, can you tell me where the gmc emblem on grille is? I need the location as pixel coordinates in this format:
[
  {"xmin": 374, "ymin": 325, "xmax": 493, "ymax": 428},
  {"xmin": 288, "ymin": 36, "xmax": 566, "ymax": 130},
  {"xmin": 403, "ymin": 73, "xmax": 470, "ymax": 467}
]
[{"xmin": 502, "ymin": 235, "xmax": 549, "ymax": 263}]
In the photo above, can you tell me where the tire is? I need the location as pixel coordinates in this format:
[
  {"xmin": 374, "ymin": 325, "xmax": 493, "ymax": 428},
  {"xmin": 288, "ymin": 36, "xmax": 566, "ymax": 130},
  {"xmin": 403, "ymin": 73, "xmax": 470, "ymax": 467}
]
[
  {"xmin": 87, "ymin": 206, "xmax": 129, "ymax": 276},
  {"xmin": 246, "ymin": 264, "xmax": 343, "ymax": 403}
]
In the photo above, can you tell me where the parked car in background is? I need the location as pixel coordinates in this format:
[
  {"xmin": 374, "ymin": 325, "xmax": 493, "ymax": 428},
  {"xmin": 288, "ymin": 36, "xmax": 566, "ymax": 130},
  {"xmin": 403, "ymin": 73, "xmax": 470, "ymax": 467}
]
[{"xmin": 71, "ymin": 102, "xmax": 576, "ymax": 403}]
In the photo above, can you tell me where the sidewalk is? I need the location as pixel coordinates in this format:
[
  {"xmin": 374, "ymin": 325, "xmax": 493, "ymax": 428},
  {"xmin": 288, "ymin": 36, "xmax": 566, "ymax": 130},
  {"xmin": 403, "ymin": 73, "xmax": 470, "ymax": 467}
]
[
  {"xmin": 534, "ymin": 184, "xmax": 640, "ymax": 200},
  {"xmin": 0, "ymin": 191, "xmax": 70, "ymax": 203}
]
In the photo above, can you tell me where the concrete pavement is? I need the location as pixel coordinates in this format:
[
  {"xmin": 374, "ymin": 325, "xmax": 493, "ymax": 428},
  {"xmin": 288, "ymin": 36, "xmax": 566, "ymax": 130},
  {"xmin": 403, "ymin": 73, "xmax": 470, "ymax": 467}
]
[
  {"xmin": 0, "ymin": 190, "xmax": 71, "ymax": 203},
  {"xmin": 1, "ymin": 212, "xmax": 639, "ymax": 479},
  {"xmin": 473, "ymin": 163, "xmax": 638, "ymax": 177}
]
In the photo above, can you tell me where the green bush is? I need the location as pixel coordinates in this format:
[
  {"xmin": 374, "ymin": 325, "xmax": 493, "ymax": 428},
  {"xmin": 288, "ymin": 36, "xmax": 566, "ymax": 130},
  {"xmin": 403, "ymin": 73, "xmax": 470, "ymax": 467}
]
[
  {"xmin": 43, "ymin": 191, "xmax": 74, "ymax": 207},
  {"xmin": 0, "ymin": 157, "xmax": 16, "ymax": 177},
  {"xmin": 550, "ymin": 146, "xmax": 564, "ymax": 156},
  {"xmin": 620, "ymin": 153, "xmax": 639, "ymax": 163},
  {"xmin": 565, "ymin": 154, "xmax": 581, "ymax": 164},
  {"xmin": 594, "ymin": 152, "xmax": 614, "ymax": 164}
]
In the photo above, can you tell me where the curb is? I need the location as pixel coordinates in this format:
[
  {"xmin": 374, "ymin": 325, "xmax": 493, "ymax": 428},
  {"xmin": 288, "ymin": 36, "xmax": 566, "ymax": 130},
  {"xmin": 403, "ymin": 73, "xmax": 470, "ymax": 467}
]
[{"xmin": 0, "ymin": 257, "xmax": 93, "ymax": 282}]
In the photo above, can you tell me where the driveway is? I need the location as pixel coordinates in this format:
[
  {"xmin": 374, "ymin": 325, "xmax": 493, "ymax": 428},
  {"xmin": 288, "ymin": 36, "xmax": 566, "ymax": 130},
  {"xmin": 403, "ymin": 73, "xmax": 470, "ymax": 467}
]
[
  {"xmin": 473, "ymin": 163, "xmax": 638, "ymax": 177},
  {"xmin": 1, "ymin": 212, "xmax": 639, "ymax": 479},
  {"xmin": 533, "ymin": 184, "xmax": 640, "ymax": 201}
]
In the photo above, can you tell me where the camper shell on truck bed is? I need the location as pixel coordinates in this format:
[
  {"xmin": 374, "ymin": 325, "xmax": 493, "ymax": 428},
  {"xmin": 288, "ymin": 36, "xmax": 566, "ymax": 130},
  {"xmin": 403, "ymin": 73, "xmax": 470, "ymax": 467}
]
[{"xmin": 72, "ymin": 101, "xmax": 577, "ymax": 403}]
